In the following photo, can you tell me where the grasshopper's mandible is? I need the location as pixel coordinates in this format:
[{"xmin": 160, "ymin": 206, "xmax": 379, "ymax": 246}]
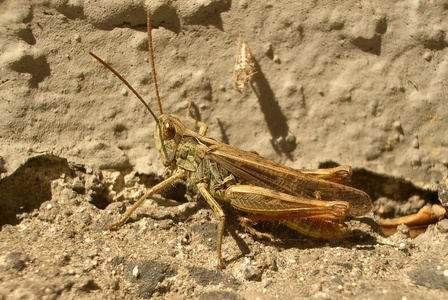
[{"xmin": 90, "ymin": 12, "xmax": 372, "ymax": 269}]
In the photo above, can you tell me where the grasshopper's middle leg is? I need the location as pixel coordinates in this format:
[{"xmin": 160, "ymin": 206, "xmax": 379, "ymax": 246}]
[{"xmin": 196, "ymin": 182, "xmax": 226, "ymax": 269}]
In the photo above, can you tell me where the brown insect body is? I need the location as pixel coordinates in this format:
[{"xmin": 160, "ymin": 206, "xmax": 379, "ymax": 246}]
[
  {"xmin": 152, "ymin": 112, "xmax": 370, "ymax": 267},
  {"xmin": 90, "ymin": 12, "xmax": 372, "ymax": 269}
]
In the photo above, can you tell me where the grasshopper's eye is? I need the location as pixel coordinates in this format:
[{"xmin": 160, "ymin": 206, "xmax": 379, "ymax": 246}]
[{"xmin": 162, "ymin": 120, "xmax": 176, "ymax": 140}]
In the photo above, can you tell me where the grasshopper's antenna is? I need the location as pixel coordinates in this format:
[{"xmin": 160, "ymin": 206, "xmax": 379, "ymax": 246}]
[
  {"xmin": 147, "ymin": 11, "xmax": 163, "ymax": 115},
  {"xmin": 89, "ymin": 51, "xmax": 159, "ymax": 123}
]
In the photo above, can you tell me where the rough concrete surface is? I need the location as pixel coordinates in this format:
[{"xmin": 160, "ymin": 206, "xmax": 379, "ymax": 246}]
[{"xmin": 0, "ymin": 0, "xmax": 447, "ymax": 299}]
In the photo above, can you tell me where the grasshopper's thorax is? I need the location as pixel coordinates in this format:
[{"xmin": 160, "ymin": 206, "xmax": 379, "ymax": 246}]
[{"xmin": 154, "ymin": 114, "xmax": 186, "ymax": 167}]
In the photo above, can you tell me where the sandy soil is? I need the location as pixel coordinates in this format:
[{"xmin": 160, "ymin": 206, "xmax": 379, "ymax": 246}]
[{"xmin": 1, "ymin": 0, "xmax": 447, "ymax": 299}]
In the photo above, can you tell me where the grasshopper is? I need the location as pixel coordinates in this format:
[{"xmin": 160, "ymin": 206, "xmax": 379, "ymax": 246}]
[{"xmin": 90, "ymin": 12, "xmax": 372, "ymax": 269}]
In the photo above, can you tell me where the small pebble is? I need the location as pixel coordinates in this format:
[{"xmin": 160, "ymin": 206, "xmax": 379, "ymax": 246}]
[
  {"xmin": 435, "ymin": 217, "xmax": 448, "ymax": 233},
  {"xmin": 273, "ymin": 54, "xmax": 281, "ymax": 64},
  {"xmin": 393, "ymin": 120, "xmax": 404, "ymax": 135},
  {"xmin": 412, "ymin": 137, "xmax": 419, "ymax": 149},
  {"xmin": 132, "ymin": 266, "xmax": 139, "ymax": 278},
  {"xmin": 243, "ymin": 266, "xmax": 263, "ymax": 281}
]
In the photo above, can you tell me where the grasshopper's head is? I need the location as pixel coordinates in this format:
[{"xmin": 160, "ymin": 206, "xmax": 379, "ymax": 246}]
[{"xmin": 154, "ymin": 114, "xmax": 186, "ymax": 167}]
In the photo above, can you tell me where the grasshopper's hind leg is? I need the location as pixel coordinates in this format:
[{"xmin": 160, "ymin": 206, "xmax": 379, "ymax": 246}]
[
  {"xmin": 186, "ymin": 100, "xmax": 208, "ymax": 136},
  {"xmin": 225, "ymin": 185, "xmax": 350, "ymax": 240}
]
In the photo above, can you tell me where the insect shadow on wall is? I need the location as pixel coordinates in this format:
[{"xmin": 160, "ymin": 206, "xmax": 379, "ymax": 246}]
[{"xmin": 233, "ymin": 36, "xmax": 297, "ymax": 159}]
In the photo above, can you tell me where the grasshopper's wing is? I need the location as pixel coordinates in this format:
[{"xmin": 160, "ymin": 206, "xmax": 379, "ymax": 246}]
[
  {"xmin": 225, "ymin": 185, "xmax": 349, "ymax": 239},
  {"xmin": 209, "ymin": 144, "xmax": 371, "ymax": 217}
]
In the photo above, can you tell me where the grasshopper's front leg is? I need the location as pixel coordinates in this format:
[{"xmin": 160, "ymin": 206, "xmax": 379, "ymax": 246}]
[
  {"xmin": 196, "ymin": 182, "xmax": 226, "ymax": 269},
  {"xmin": 108, "ymin": 169, "xmax": 185, "ymax": 230}
]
